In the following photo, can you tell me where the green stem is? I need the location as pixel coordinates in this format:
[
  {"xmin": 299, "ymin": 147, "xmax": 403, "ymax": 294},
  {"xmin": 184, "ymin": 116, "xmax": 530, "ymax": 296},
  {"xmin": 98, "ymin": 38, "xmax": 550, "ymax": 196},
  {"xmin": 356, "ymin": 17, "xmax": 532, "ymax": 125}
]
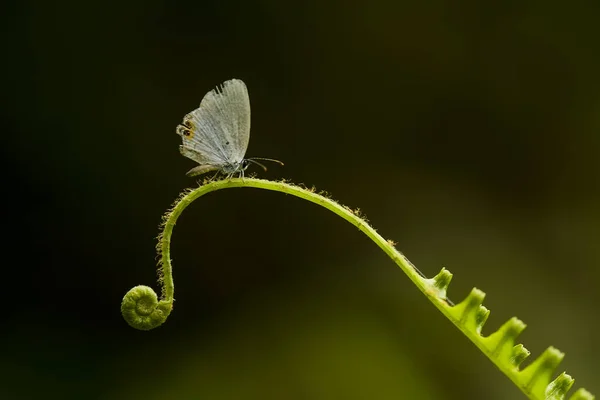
[{"xmin": 120, "ymin": 178, "xmax": 594, "ymax": 400}]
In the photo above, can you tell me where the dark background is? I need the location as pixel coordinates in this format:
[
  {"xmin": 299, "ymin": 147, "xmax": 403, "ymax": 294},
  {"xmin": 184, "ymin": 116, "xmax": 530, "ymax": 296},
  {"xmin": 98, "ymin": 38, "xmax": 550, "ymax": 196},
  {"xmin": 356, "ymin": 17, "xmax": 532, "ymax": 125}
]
[{"xmin": 2, "ymin": 1, "xmax": 599, "ymax": 399}]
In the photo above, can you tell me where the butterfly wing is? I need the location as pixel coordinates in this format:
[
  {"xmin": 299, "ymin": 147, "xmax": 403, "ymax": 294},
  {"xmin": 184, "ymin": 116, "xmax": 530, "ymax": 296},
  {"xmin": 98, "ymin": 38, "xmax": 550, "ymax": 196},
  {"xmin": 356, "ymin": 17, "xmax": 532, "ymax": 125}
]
[{"xmin": 176, "ymin": 79, "xmax": 251, "ymax": 171}]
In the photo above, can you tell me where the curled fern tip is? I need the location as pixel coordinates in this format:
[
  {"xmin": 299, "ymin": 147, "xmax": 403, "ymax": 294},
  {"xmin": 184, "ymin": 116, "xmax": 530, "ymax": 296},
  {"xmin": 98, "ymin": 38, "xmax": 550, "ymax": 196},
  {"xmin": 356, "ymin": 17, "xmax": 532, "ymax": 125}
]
[{"xmin": 121, "ymin": 285, "xmax": 172, "ymax": 330}]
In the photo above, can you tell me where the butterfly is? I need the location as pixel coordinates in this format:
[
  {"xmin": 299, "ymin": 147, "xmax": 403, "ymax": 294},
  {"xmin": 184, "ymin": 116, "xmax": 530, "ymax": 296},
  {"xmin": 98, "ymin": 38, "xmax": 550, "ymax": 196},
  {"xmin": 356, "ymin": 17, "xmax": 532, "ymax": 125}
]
[{"xmin": 176, "ymin": 78, "xmax": 282, "ymax": 179}]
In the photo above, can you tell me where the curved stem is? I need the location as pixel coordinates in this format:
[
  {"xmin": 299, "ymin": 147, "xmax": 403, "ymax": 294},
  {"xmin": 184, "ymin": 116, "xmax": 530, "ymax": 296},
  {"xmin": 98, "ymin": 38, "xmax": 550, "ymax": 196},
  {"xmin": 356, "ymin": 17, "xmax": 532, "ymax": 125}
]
[{"xmin": 170, "ymin": 178, "xmax": 432, "ymax": 298}]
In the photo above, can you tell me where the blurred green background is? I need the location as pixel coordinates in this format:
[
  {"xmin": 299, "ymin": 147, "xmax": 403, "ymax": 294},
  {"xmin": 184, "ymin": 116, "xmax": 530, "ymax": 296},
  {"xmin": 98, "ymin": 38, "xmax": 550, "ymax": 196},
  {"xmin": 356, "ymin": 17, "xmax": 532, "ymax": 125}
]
[{"xmin": 2, "ymin": 1, "xmax": 599, "ymax": 399}]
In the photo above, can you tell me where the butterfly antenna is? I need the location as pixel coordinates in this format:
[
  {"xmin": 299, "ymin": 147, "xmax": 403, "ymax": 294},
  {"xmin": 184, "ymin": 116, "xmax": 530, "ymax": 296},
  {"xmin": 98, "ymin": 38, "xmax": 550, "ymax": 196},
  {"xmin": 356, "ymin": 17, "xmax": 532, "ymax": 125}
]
[
  {"xmin": 246, "ymin": 159, "xmax": 268, "ymax": 171},
  {"xmin": 248, "ymin": 157, "xmax": 284, "ymax": 166}
]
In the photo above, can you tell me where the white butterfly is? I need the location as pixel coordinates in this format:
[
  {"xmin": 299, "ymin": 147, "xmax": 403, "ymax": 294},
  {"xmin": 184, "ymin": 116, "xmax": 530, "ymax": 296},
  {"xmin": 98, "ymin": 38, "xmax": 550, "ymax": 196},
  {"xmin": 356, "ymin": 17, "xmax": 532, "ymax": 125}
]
[{"xmin": 176, "ymin": 79, "xmax": 282, "ymax": 178}]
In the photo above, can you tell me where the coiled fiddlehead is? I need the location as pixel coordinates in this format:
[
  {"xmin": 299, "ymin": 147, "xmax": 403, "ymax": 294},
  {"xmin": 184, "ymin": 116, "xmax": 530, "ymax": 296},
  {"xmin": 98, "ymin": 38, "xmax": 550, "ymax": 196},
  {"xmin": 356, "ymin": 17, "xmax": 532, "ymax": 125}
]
[
  {"xmin": 121, "ymin": 178, "xmax": 595, "ymax": 399},
  {"xmin": 121, "ymin": 285, "xmax": 173, "ymax": 330}
]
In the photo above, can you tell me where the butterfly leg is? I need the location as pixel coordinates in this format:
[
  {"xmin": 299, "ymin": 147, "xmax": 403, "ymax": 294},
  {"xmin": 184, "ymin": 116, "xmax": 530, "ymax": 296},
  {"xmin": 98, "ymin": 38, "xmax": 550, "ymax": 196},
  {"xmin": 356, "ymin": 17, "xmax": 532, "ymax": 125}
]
[{"xmin": 209, "ymin": 170, "xmax": 220, "ymax": 182}]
